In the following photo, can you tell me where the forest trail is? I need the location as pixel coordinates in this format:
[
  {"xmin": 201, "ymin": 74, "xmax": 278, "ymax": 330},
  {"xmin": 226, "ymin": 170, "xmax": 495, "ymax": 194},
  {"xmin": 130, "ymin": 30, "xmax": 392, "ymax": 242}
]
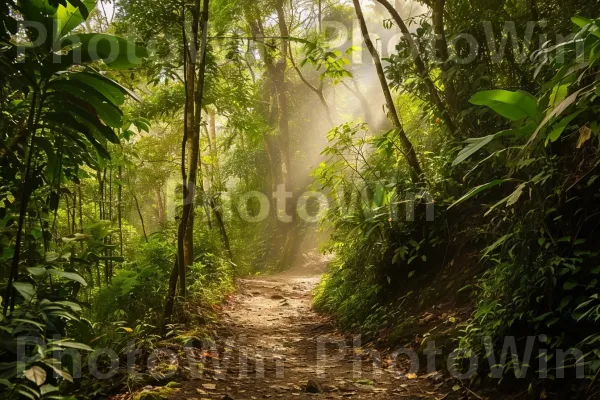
[{"xmin": 170, "ymin": 255, "xmax": 450, "ymax": 400}]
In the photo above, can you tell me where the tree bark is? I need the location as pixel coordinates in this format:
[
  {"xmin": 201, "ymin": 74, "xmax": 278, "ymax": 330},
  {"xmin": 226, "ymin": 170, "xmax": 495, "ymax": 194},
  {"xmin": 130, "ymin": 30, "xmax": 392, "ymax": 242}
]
[
  {"xmin": 133, "ymin": 192, "xmax": 148, "ymax": 243},
  {"xmin": 352, "ymin": 0, "xmax": 423, "ymax": 182},
  {"xmin": 274, "ymin": 0, "xmax": 291, "ymax": 188},
  {"xmin": 274, "ymin": 0, "xmax": 298, "ymax": 270},
  {"xmin": 4, "ymin": 89, "xmax": 40, "ymax": 315},
  {"xmin": 431, "ymin": 0, "xmax": 449, "ymax": 66},
  {"xmin": 205, "ymin": 111, "xmax": 233, "ymax": 260},
  {"xmin": 163, "ymin": 256, "xmax": 179, "ymax": 320},
  {"xmin": 118, "ymin": 166, "xmax": 123, "ymax": 256},
  {"xmin": 177, "ymin": 0, "xmax": 210, "ymax": 299}
]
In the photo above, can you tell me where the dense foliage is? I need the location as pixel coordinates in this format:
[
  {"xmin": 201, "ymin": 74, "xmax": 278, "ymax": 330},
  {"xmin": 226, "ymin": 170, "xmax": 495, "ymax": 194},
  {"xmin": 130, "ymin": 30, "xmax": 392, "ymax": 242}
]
[{"xmin": 2, "ymin": 0, "xmax": 600, "ymax": 398}]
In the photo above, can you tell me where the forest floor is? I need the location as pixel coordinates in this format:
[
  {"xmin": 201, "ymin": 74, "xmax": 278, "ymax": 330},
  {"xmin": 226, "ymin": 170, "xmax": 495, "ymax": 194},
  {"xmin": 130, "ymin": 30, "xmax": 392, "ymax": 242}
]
[{"xmin": 152, "ymin": 254, "xmax": 461, "ymax": 400}]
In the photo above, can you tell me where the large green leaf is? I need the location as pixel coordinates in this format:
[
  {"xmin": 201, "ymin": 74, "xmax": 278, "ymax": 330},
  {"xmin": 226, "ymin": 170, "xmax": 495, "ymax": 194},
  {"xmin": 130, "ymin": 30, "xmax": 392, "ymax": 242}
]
[
  {"xmin": 13, "ymin": 282, "xmax": 35, "ymax": 302},
  {"xmin": 46, "ymin": 112, "xmax": 111, "ymax": 159},
  {"xmin": 572, "ymin": 16, "xmax": 600, "ymax": 38},
  {"xmin": 50, "ymin": 80, "xmax": 123, "ymax": 127},
  {"xmin": 63, "ymin": 103, "xmax": 120, "ymax": 144},
  {"xmin": 469, "ymin": 90, "xmax": 538, "ymax": 121},
  {"xmin": 53, "ymin": 0, "xmax": 96, "ymax": 38},
  {"xmin": 59, "ymin": 33, "xmax": 149, "ymax": 69},
  {"xmin": 69, "ymin": 72, "xmax": 125, "ymax": 105},
  {"xmin": 81, "ymin": 69, "xmax": 143, "ymax": 102},
  {"xmin": 47, "ymin": 269, "xmax": 88, "ymax": 286}
]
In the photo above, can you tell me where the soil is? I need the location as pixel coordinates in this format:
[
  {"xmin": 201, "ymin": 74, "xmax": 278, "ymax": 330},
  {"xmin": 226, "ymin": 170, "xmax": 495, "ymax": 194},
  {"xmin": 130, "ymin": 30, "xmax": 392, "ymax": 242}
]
[{"xmin": 163, "ymin": 257, "xmax": 461, "ymax": 400}]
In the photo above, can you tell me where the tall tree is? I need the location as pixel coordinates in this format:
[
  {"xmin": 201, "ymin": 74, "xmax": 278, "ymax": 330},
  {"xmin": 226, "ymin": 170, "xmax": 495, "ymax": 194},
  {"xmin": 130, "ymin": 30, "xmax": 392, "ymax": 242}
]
[{"xmin": 168, "ymin": 0, "xmax": 210, "ymax": 316}]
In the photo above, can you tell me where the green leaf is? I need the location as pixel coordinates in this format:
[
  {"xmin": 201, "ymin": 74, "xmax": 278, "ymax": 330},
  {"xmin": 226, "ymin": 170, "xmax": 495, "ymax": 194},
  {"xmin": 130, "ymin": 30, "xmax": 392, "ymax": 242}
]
[
  {"xmin": 50, "ymin": 80, "xmax": 123, "ymax": 127},
  {"xmin": 53, "ymin": 340, "xmax": 93, "ymax": 351},
  {"xmin": 17, "ymin": 388, "xmax": 38, "ymax": 400},
  {"xmin": 506, "ymin": 183, "xmax": 526, "ymax": 207},
  {"xmin": 558, "ymin": 296, "xmax": 572, "ymax": 312},
  {"xmin": 53, "ymin": 301, "xmax": 83, "ymax": 312},
  {"xmin": 45, "ymin": 252, "xmax": 60, "ymax": 262},
  {"xmin": 40, "ymin": 384, "xmax": 58, "ymax": 395},
  {"xmin": 24, "ymin": 366, "xmax": 46, "ymax": 386},
  {"xmin": 65, "ymin": 104, "xmax": 120, "ymax": 144},
  {"xmin": 546, "ymin": 110, "xmax": 584, "ymax": 143},
  {"xmin": 27, "ymin": 267, "xmax": 47, "ymax": 276},
  {"xmin": 572, "ymin": 16, "xmax": 600, "ymax": 38},
  {"xmin": 53, "ymin": 0, "xmax": 96, "ymax": 38},
  {"xmin": 549, "ymin": 84, "xmax": 569, "ymax": 107},
  {"xmin": 563, "ymin": 280, "xmax": 578, "ymax": 290},
  {"xmin": 42, "ymin": 360, "xmax": 73, "ymax": 382},
  {"xmin": 452, "ymin": 134, "xmax": 496, "ymax": 166},
  {"xmin": 61, "ymin": 233, "xmax": 90, "ymax": 242},
  {"xmin": 47, "ymin": 112, "xmax": 112, "ymax": 159},
  {"xmin": 572, "ymin": 16, "xmax": 593, "ymax": 28},
  {"xmin": 58, "ymin": 33, "xmax": 149, "ymax": 69},
  {"xmin": 448, "ymin": 179, "xmax": 516, "ymax": 209},
  {"xmin": 469, "ymin": 90, "xmax": 538, "ymax": 121},
  {"xmin": 13, "ymin": 282, "xmax": 35, "ymax": 302},
  {"xmin": 482, "ymin": 234, "xmax": 511, "ymax": 258},
  {"xmin": 70, "ymin": 72, "xmax": 126, "ymax": 105},
  {"xmin": 522, "ymin": 89, "xmax": 583, "ymax": 151},
  {"xmin": 47, "ymin": 270, "xmax": 88, "ymax": 286},
  {"xmin": 13, "ymin": 318, "xmax": 45, "ymax": 329}
]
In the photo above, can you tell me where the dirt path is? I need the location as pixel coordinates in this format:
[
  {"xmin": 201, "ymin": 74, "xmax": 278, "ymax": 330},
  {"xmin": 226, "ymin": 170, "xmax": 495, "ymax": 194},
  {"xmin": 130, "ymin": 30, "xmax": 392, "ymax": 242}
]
[{"xmin": 167, "ymin": 262, "xmax": 453, "ymax": 400}]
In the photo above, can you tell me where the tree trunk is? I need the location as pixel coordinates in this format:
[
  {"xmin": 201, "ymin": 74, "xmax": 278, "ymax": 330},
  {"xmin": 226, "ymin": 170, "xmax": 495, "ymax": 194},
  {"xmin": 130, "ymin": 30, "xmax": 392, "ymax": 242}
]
[
  {"xmin": 431, "ymin": 0, "xmax": 449, "ymax": 66},
  {"xmin": 429, "ymin": 0, "xmax": 456, "ymax": 110},
  {"xmin": 274, "ymin": 0, "xmax": 291, "ymax": 188},
  {"xmin": 107, "ymin": 167, "xmax": 113, "ymax": 284},
  {"xmin": 209, "ymin": 197, "xmax": 233, "ymax": 260},
  {"xmin": 156, "ymin": 186, "xmax": 167, "ymax": 225},
  {"xmin": 177, "ymin": 0, "xmax": 210, "ymax": 299},
  {"xmin": 274, "ymin": 0, "xmax": 298, "ymax": 270},
  {"xmin": 352, "ymin": 0, "xmax": 423, "ymax": 182},
  {"xmin": 205, "ymin": 111, "xmax": 233, "ymax": 260},
  {"xmin": 133, "ymin": 192, "xmax": 148, "ymax": 243},
  {"xmin": 118, "ymin": 166, "xmax": 123, "ymax": 256},
  {"xmin": 163, "ymin": 257, "xmax": 179, "ymax": 320}
]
